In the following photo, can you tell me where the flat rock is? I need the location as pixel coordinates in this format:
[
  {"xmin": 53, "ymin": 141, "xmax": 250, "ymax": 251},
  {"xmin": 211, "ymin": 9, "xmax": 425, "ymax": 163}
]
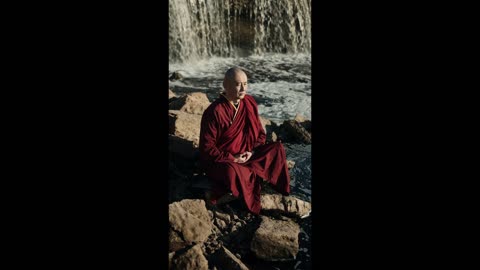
[
  {"xmin": 169, "ymin": 92, "xmax": 211, "ymax": 115},
  {"xmin": 171, "ymin": 243, "xmax": 208, "ymax": 270},
  {"xmin": 169, "ymin": 199, "xmax": 213, "ymax": 246},
  {"xmin": 169, "ymin": 110, "xmax": 202, "ymax": 146},
  {"xmin": 260, "ymin": 194, "xmax": 311, "ymax": 219},
  {"xmin": 250, "ymin": 216, "xmax": 300, "ymax": 261},
  {"xmin": 211, "ymin": 246, "xmax": 250, "ymax": 270}
]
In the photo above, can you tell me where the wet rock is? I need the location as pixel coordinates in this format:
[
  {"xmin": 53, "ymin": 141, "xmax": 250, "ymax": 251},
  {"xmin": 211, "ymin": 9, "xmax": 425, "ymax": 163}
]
[
  {"xmin": 169, "ymin": 71, "xmax": 184, "ymax": 81},
  {"xmin": 171, "ymin": 244, "xmax": 208, "ymax": 270},
  {"xmin": 169, "ymin": 110, "xmax": 202, "ymax": 147},
  {"xmin": 281, "ymin": 120, "xmax": 311, "ymax": 144},
  {"xmin": 250, "ymin": 216, "xmax": 300, "ymax": 261},
  {"xmin": 169, "ymin": 199, "xmax": 213, "ymax": 245},
  {"xmin": 169, "ymin": 89, "xmax": 176, "ymax": 99},
  {"xmin": 169, "ymin": 92, "xmax": 211, "ymax": 115},
  {"xmin": 211, "ymin": 246, "xmax": 250, "ymax": 270},
  {"xmin": 294, "ymin": 113, "xmax": 311, "ymax": 132},
  {"xmin": 260, "ymin": 194, "xmax": 311, "ymax": 219}
]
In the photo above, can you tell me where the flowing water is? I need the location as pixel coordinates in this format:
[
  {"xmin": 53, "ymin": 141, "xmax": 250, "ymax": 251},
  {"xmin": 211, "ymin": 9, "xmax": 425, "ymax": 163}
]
[{"xmin": 170, "ymin": 1, "xmax": 312, "ymax": 269}]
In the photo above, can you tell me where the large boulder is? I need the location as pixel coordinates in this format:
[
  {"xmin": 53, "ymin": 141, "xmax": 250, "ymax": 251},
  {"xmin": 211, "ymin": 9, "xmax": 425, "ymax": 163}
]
[
  {"xmin": 169, "ymin": 92, "xmax": 211, "ymax": 115},
  {"xmin": 211, "ymin": 246, "xmax": 250, "ymax": 270},
  {"xmin": 171, "ymin": 244, "xmax": 208, "ymax": 270},
  {"xmin": 294, "ymin": 113, "xmax": 311, "ymax": 132},
  {"xmin": 169, "ymin": 110, "xmax": 202, "ymax": 147},
  {"xmin": 250, "ymin": 216, "xmax": 300, "ymax": 261},
  {"xmin": 260, "ymin": 194, "xmax": 311, "ymax": 219},
  {"xmin": 169, "ymin": 199, "xmax": 213, "ymax": 248},
  {"xmin": 169, "ymin": 229, "xmax": 188, "ymax": 252},
  {"xmin": 281, "ymin": 120, "xmax": 311, "ymax": 144}
]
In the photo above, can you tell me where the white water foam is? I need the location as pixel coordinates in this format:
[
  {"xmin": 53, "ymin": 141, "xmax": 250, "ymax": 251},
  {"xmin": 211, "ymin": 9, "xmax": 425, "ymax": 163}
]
[{"xmin": 169, "ymin": 53, "xmax": 311, "ymax": 125}]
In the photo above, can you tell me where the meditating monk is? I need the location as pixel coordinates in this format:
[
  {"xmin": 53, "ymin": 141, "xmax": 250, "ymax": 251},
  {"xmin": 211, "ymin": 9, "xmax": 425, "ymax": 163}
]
[{"xmin": 199, "ymin": 67, "xmax": 291, "ymax": 214}]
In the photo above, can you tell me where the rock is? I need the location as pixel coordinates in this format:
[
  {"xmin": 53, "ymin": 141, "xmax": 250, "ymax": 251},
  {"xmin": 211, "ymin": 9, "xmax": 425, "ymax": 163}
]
[
  {"xmin": 169, "ymin": 135, "xmax": 197, "ymax": 160},
  {"xmin": 281, "ymin": 120, "xmax": 311, "ymax": 144},
  {"xmin": 215, "ymin": 218, "xmax": 227, "ymax": 230},
  {"xmin": 171, "ymin": 244, "xmax": 208, "ymax": 270},
  {"xmin": 260, "ymin": 194, "xmax": 311, "ymax": 219},
  {"xmin": 250, "ymin": 216, "xmax": 300, "ymax": 261},
  {"xmin": 169, "ymin": 252, "xmax": 175, "ymax": 270},
  {"xmin": 169, "ymin": 89, "xmax": 176, "ymax": 99},
  {"xmin": 169, "ymin": 110, "xmax": 202, "ymax": 147},
  {"xmin": 169, "ymin": 92, "xmax": 211, "ymax": 115},
  {"xmin": 170, "ymin": 71, "xmax": 184, "ymax": 81},
  {"xmin": 211, "ymin": 246, "xmax": 250, "ymax": 270},
  {"xmin": 169, "ymin": 199, "xmax": 213, "ymax": 246},
  {"xmin": 269, "ymin": 131, "xmax": 277, "ymax": 142},
  {"xmin": 169, "ymin": 229, "xmax": 188, "ymax": 252},
  {"xmin": 214, "ymin": 210, "xmax": 231, "ymax": 224},
  {"xmin": 294, "ymin": 113, "xmax": 311, "ymax": 132},
  {"xmin": 286, "ymin": 160, "xmax": 295, "ymax": 169},
  {"xmin": 294, "ymin": 113, "xmax": 308, "ymax": 122}
]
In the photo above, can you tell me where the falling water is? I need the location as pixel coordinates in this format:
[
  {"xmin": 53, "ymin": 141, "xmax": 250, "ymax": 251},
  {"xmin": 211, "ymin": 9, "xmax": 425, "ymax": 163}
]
[{"xmin": 169, "ymin": 0, "xmax": 311, "ymax": 63}]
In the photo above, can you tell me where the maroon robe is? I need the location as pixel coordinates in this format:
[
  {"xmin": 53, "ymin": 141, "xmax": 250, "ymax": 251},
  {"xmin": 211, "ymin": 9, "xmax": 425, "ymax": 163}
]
[{"xmin": 199, "ymin": 94, "xmax": 290, "ymax": 214}]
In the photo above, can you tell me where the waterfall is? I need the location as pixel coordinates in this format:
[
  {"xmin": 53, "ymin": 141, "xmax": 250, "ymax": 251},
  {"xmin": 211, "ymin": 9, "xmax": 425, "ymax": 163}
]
[{"xmin": 169, "ymin": 0, "xmax": 311, "ymax": 63}]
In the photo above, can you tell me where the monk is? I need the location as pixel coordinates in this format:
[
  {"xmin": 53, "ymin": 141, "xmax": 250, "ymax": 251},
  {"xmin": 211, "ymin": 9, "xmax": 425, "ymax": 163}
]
[{"xmin": 199, "ymin": 67, "xmax": 291, "ymax": 214}]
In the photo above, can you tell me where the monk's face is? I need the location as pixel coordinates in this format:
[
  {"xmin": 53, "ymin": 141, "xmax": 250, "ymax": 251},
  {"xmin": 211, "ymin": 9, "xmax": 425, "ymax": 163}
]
[{"xmin": 224, "ymin": 71, "xmax": 248, "ymax": 101}]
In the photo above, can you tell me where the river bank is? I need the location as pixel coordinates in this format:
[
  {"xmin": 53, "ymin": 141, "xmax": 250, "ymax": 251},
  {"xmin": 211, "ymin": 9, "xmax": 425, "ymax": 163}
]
[{"xmin": 168, "ymin": 88, "xmax": 312, "ymax": 269}]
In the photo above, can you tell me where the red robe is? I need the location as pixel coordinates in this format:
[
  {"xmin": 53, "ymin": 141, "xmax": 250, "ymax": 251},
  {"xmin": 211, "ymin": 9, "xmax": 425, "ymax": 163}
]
[{"xmin": 199, "ymin": 94, "xmax": 290, "ymax": 214}]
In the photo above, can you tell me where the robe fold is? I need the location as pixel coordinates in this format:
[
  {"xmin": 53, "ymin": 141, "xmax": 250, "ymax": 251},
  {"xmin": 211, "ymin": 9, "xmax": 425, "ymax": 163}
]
[{"xmin": 199, "ymin": 94, "xmax": 290, "ymax": 214}]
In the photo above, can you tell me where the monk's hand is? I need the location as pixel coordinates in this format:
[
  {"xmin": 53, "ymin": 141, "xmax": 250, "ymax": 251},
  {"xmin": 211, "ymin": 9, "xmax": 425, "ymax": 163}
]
[
  {"xmin": 233, "ymin": 153, "xmax": 247, "ymax": 163},
  {"xmin": 242, "ymin": 151, "xmax": 253, "ymax": 162}
]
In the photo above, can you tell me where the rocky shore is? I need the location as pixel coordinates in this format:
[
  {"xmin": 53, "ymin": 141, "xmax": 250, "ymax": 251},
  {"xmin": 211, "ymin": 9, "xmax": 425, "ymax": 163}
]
[{"xmin": 168, "ymin": 88, "xmax": 312, "ymax": 270}]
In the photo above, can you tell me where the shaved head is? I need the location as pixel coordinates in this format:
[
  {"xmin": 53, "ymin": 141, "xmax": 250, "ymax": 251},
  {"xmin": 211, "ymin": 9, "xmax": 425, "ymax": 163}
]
[
  {"xmin": 223, "ymin": 67, "xmax": 248, "ymax": 103},
  {"xmin": 224, "ymin": 67, "xmax": 246, "ymax": 81}
]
